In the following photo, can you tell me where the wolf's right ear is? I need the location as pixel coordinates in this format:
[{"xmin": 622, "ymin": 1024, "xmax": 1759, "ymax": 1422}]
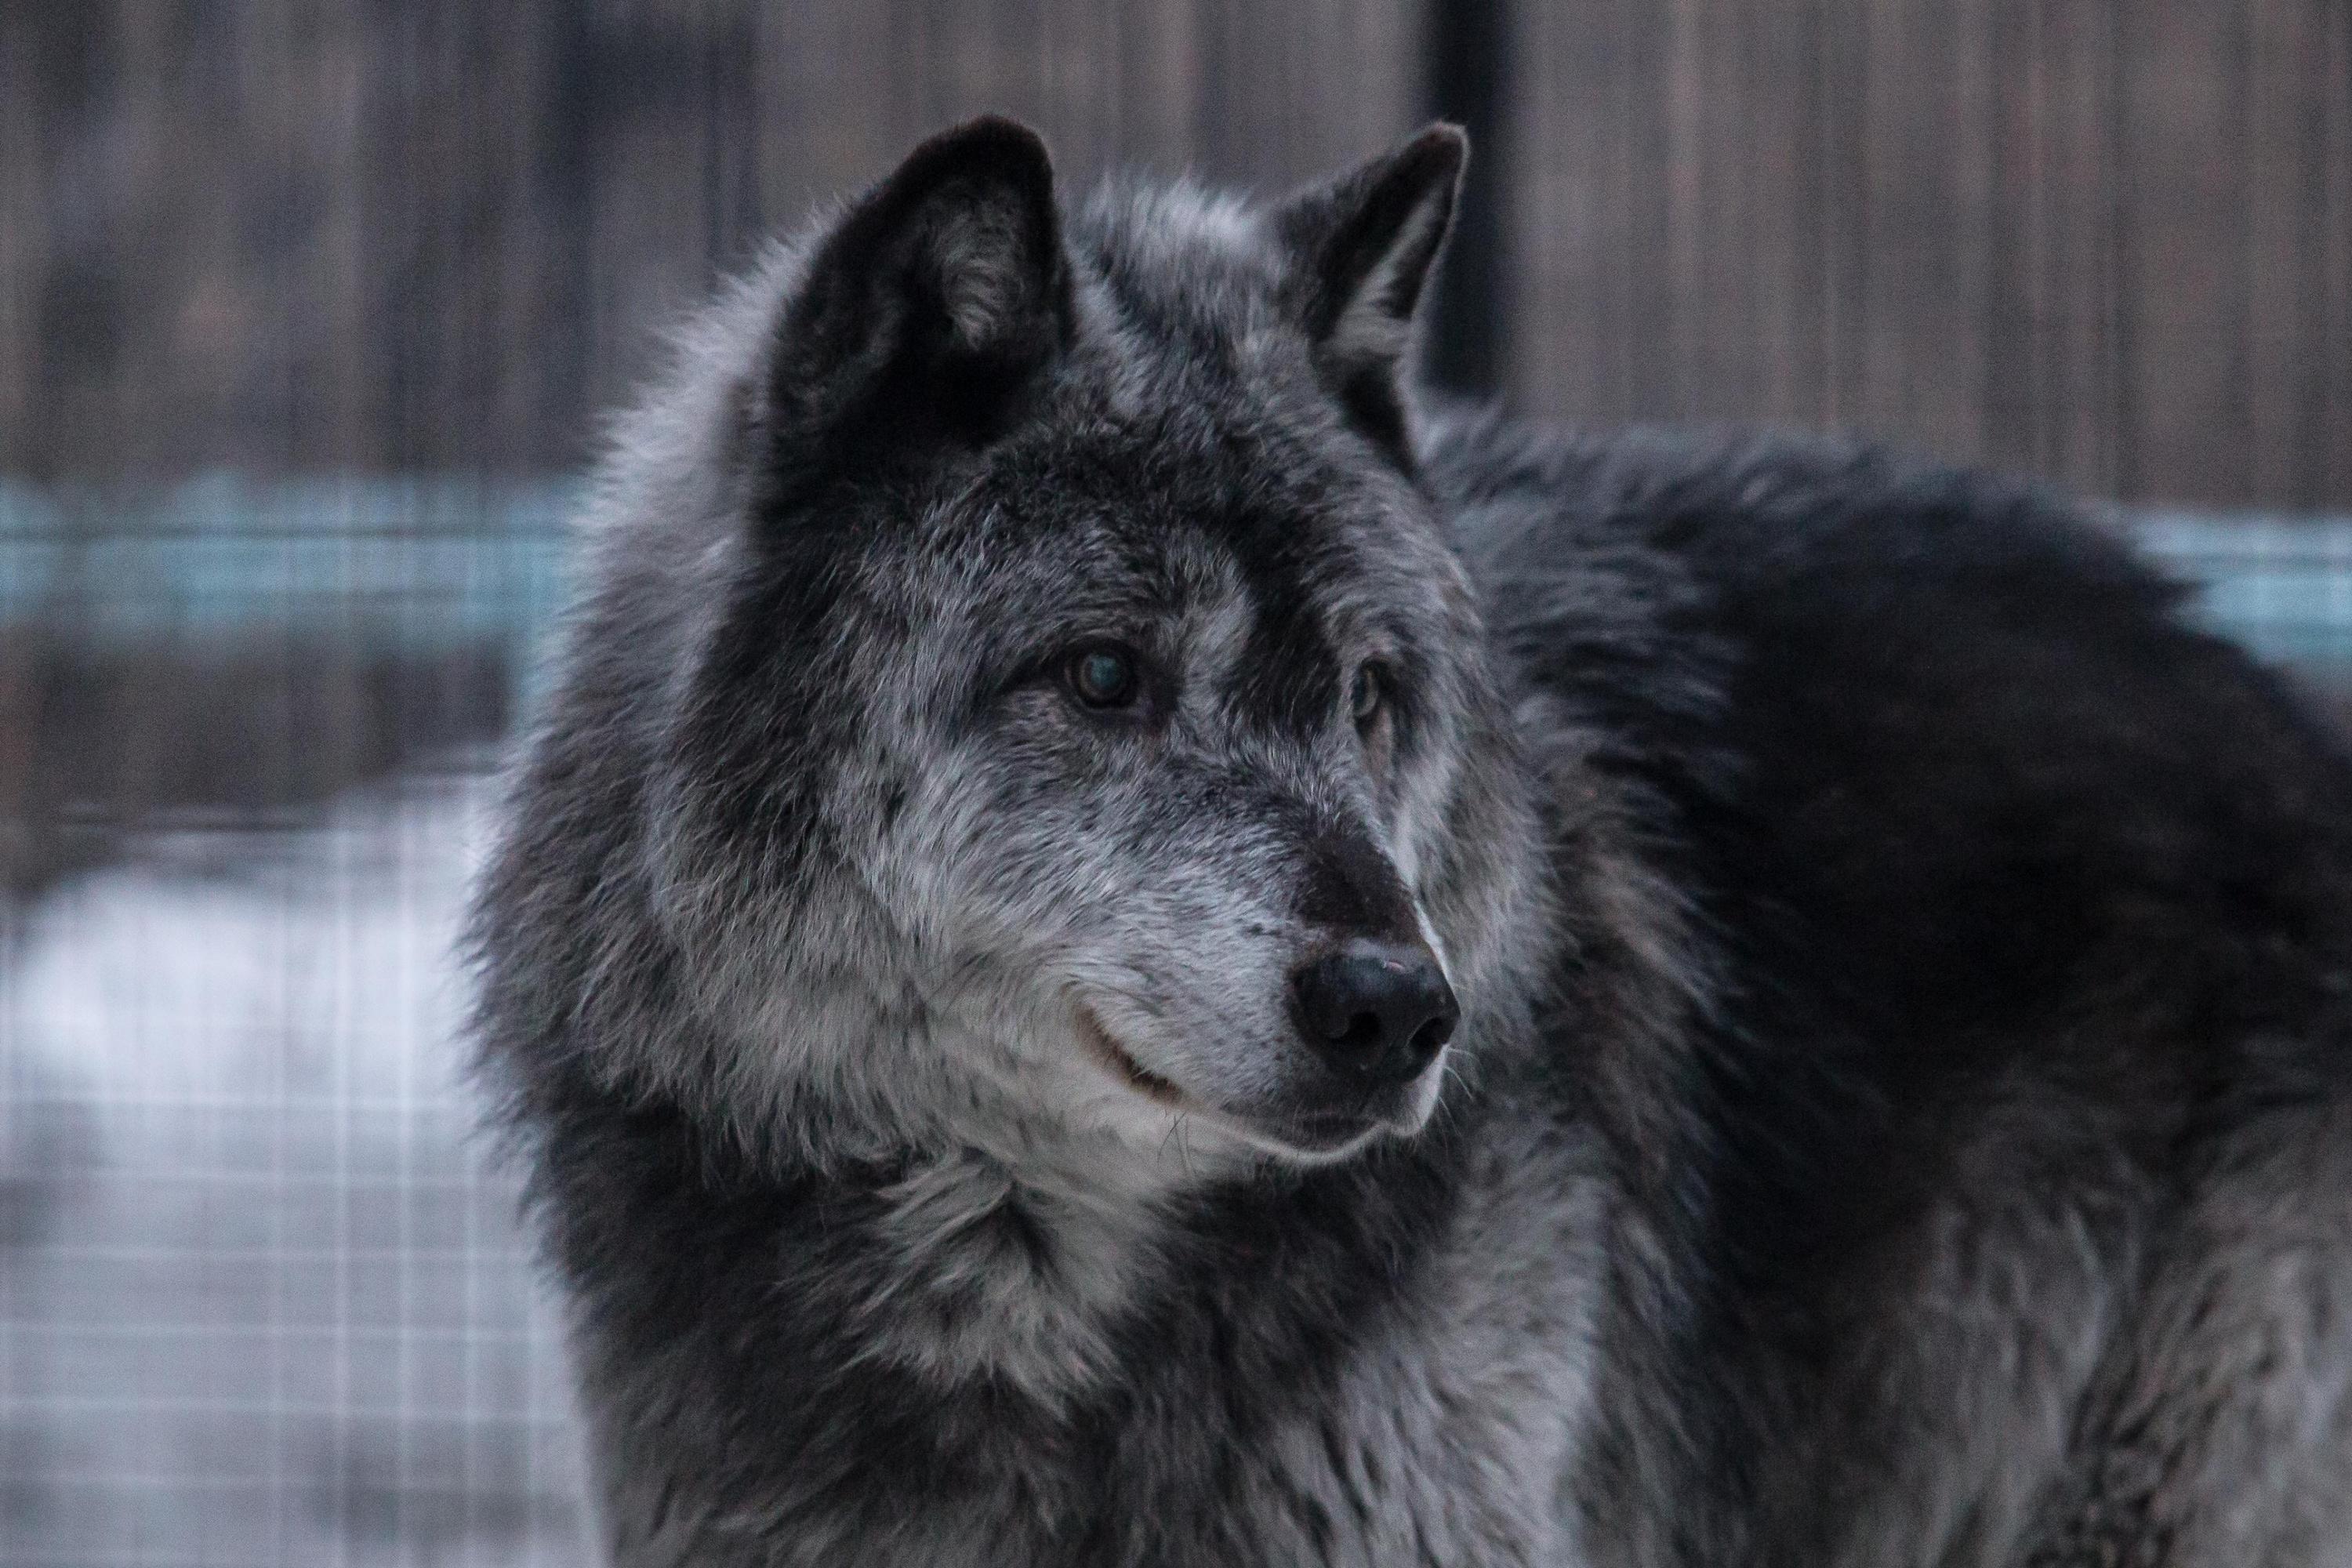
[{"xmin": 760, "ymin": 117, "xmax": 1072, "ymax": 470}]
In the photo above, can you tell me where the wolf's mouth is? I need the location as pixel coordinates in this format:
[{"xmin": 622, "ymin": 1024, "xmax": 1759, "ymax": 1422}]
[
  {"xmin": 1070, "ymin": 1007, "xmax": 1413, "ymax": 1164},
  {"xmin": 1073, "ymin": 1007, "xmax": 1190, "ymax": 1109}
]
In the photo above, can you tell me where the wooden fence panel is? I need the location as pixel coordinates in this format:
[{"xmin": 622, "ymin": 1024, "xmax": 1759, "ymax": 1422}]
[
  {"xmin": 0, "ymin": 2, "xmax": 2343, "ymax": 506},
  {"xmin": 1506, "ymin": 0, "xmax": 2351, "ymax": 507}
]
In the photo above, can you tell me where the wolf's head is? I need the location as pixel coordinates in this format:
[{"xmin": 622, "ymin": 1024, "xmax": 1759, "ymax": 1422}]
[{"xmin": 577, "ymin": 118, "xmax": 1538, "ymax": 1172}]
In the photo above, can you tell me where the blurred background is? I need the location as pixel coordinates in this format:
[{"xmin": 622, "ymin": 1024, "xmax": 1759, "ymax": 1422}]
[{"xmin": 1, "ymin": 2, "xmax": 2347, "ymax": 1563}]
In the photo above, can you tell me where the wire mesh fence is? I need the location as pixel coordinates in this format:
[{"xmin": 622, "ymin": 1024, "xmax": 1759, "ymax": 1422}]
[
  {"xmin": 0, "ymin": 481, "xmax": 586, "ymax": 1566},
  {"xmin": 2, "ymin": 2, "xmax": 2348, "ymax": 1563}
]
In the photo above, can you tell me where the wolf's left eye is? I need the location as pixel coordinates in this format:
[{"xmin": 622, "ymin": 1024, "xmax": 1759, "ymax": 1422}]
[
  {"xmin": 1350, "ymin": 662, "xmax": 1389, "ymax": 728},
  {"xmin": 1067, "ymin": 644, "xmax": 1142, "ymax": 710}
]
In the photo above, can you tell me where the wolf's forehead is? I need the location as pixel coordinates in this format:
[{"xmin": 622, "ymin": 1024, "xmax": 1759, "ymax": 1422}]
[
  {"xmin": 975, "ymin": 413, "xmax": 1382, "ymax": 571},
  {"xmin": 982, "ymin": 485, "xmax": 1381, "ymax": 635},
  {"xmin": 1076, "ymin": 179, "xmax": 1282, "ymax": 342}
]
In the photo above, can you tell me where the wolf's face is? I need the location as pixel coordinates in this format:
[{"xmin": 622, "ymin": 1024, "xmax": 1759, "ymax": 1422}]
[{"xmin": 644, "ymin": 120, "xmax": 1530, "ymax": 1167}]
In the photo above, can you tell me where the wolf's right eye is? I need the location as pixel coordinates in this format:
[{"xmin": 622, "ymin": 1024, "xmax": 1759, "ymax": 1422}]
[
  {"xmin": 1065, "ymin": 644, "xmax": 1142, "ymax": 710},
  {"xmin": 1350, "ymin": 662, "xmax": 1388, "ymax": 726}
]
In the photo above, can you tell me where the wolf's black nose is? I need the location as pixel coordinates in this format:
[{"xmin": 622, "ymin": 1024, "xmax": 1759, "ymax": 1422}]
[{"xmin": 1290, "ymin": 940, "xmax": 1459, "ymax": 1083}]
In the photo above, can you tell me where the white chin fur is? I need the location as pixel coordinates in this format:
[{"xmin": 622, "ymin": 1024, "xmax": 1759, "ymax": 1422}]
[{"xmin": 1074, "ymin": 1047, "xmax": 1452, "ymax": 1172}]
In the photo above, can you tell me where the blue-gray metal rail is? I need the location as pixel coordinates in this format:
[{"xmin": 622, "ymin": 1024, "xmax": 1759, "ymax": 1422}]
[{"xmin": 5, "ymin": 477, "xmax": 2348, "ymax": 689}]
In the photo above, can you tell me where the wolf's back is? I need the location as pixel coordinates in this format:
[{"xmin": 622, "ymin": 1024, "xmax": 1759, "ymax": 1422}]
[{"xmin": 1430, "ymin": 411, "xmax": 2352, "ymax": 1564}]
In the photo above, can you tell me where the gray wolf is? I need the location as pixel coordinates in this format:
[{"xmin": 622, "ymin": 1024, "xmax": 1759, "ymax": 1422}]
[{"xmin": 470, "ymin": 117, "xmax": 2352, "ymax": 1564}]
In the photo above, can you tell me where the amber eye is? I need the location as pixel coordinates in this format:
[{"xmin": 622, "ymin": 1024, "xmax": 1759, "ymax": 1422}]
[
  {"xmin": 1067, "ymin": 644, "xmax": 1142, "ymax": 710},
  {"xmin": 1350, "ymin": 662, "xmax": 1388, "ymax": 727}
]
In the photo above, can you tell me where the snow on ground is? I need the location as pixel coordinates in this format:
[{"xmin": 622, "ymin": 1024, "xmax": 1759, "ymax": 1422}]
[{"xmin": 0, "ymin": 770, "xmax": 592, "ymax": 1567}]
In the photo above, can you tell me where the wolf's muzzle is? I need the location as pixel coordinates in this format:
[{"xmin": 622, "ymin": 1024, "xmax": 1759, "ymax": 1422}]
[{"xmin": 1289, "ymin": 938, "xmax": 1458, "ymax": 1084}]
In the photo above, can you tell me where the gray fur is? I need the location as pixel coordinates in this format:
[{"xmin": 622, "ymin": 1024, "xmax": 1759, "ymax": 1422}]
[{"xmin": 472, "ymin": 118, "xmax": 2352, "ymax": 1565}]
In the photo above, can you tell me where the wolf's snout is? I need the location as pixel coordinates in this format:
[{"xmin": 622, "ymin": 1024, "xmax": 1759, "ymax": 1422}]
[{"xmin": 1290, "ymin": 939, "xmax": 1458, "ymax": 1083}]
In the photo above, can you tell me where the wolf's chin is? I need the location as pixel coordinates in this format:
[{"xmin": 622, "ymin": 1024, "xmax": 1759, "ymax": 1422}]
[
  {"xmin": 1261, "ymin": 1074, "xmax": 1446, "ymax": 1159},
  {"xmin": 1212, "ymin": 1107, "xmax": 1416, "ymax": 1167}
]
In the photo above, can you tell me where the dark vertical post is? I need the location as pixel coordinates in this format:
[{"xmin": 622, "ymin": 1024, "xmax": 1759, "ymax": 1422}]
[
  {"xmin": 539, "ymin": 7, "xmax": 601, "ymax": 471},
  {"xmin": 1423, "ymin": 0, "xmax": 1511, "ymax": 397}
]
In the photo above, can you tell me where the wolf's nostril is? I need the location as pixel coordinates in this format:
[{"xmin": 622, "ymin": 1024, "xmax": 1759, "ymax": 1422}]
[{"xmin": 1290, "ymin": 938, "xmax": 1459, "ymax": 1083}]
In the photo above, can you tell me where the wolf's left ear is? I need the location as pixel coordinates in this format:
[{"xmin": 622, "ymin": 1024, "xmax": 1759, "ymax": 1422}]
[
  {"xmin": 1270, "ymin": 124, "xmax": 1465, "ymax": 456},
  {"xmin": 764, "ymin": 116, "xmax": 1073, "ymax": 466}
]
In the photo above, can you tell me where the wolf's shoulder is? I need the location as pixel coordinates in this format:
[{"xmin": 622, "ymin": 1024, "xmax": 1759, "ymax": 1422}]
[
  {"xmin": 1425, "ymin": 404, "xmax": 2352, "ymax": 1041},
  {"xmin": 1422, "ymin": 405, "xmax": 2349, "ymax": 815},
  {"xmin": 1422, "ymin": 405, "xmax": 2190, "ymax": 664}
]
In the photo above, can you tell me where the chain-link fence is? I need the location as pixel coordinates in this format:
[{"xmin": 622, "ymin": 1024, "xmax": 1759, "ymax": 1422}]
[{"xmin": 2, "ymin": 4, "xmax": 2347, "ymax": 1563}]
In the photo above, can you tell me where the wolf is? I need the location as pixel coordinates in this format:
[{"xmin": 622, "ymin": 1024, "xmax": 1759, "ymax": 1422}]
[{"xmin": 470, "ymin": 116, "xmax": 2352, "ymax": 1566}]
